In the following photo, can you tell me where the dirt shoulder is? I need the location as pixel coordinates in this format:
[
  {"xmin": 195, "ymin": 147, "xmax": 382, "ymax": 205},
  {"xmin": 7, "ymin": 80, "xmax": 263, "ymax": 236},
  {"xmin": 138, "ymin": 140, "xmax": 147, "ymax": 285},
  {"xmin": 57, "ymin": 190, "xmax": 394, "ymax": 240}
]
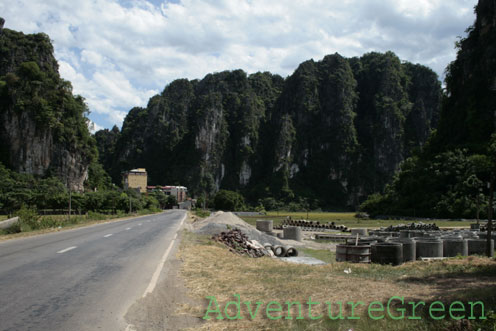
[
  {"xmin": 125, "ymin": 212, "xmax": 496, "ymax": 330},
  {"xmin": 124, "ymin": 214, "xmax": 204, "ymax": 331}
]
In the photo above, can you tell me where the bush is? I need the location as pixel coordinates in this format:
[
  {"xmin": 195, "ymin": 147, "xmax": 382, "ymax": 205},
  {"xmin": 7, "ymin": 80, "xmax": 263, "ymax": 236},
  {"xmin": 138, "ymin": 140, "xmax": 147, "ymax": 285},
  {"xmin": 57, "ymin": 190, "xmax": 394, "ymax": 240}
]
[
  {"xmin": 214, "ymin": 190, "xmax": 245, "ymax": 211},
  {"xmin": 165, "ymin": 195, "xmax": 177, "ymax": 209},
  {"xmin": 14, "ymin": 206, "xmax": 40, "ymax": 231},
  {"xmin": 359, "ymin": 193, "xmax": 390, "ymax": 217},
  {"xmin": 87, "ymin": 211, "xmax": 108, "ymax": 221}
]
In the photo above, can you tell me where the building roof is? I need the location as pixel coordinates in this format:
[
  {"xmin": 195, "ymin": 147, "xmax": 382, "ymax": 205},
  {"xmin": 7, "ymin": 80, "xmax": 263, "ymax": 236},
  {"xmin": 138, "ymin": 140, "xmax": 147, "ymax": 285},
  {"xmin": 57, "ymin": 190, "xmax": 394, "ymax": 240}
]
[{"xmin": 129, "ymin": 168, "xmax": 147, "ymax": 173}]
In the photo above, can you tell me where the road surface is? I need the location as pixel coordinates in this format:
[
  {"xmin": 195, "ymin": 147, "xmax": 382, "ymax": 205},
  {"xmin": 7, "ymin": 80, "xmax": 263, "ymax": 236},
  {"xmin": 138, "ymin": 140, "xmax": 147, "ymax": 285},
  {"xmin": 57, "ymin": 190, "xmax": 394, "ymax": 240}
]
[{"xmin": 0, "ymin": 210, "xmax": 186, "ymax": 331}]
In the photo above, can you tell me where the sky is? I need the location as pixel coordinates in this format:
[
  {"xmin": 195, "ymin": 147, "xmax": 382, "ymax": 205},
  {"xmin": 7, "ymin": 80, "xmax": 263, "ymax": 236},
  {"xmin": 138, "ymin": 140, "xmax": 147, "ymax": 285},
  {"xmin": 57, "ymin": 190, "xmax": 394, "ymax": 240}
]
[{"xmin": 1, "ymin": 0, "xmax": 479, "ymax": 132}]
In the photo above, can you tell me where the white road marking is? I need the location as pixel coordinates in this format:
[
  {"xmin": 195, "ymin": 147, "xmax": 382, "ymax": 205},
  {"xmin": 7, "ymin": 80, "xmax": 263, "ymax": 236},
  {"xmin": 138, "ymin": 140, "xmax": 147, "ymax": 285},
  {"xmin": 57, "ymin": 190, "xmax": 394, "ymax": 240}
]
[
  {"xmin": 57, "ymin": 246, "xmax": 77, "ymax": 254},
  {"xmin": 138, "ymin": 223, "xmax": 143, "ymax": 226},
  {"xmin": 125, "ymin": 227, "xmax": 131, "ymax": 230},
  {"xmin": 142, "ymin": 213, "xmax": 186, "ymax": 298},
  {"xmin": 104, "ymin": 234, "xmax": 113, "ymax": 238}
]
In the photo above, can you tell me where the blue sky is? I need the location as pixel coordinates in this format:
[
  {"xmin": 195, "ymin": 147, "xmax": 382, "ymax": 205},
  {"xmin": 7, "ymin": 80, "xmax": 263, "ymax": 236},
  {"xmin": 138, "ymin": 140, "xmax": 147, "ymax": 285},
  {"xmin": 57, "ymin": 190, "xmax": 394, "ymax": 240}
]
[{"xmin": 1, "ymin": 0, "xmax": 478, "ymax": 132}]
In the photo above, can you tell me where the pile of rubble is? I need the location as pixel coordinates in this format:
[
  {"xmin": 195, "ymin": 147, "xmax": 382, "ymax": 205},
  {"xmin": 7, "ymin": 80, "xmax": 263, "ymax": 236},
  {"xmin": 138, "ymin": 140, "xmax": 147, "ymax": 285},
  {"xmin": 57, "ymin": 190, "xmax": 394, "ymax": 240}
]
[
  {"xmin": 212, "ymin": 229, "xmax": 272, "ymax": 258},
  {"xmin": 382, "ymin": 222, "xmax": 439, "ymax": 232}
]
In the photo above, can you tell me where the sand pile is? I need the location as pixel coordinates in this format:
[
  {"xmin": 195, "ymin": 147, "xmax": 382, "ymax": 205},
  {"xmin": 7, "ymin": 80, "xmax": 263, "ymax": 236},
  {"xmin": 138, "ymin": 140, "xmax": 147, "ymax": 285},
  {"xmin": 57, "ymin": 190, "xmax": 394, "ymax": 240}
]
[{"xmin": 193, "ymin": 211, "xmax": 283, "ymax": 246}]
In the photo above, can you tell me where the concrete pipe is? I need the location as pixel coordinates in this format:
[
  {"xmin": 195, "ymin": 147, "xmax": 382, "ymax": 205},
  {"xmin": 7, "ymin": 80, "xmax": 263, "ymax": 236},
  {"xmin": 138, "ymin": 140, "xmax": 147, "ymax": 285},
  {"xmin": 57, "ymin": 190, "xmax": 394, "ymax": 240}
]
[
  {"xmin": 285, "ymin": 246, "xmax": 299, "ymax": 257},
  {"xmin": 467, "ymin": 239, "xmax": 494, "ymax": 257},
  {"xmin": 443, "ymin": 239, "xmax": 468, "ymax": 257},
  {"xmin": 283, "ymin": 226, "xmax": 302, "ymax": 241},
  {"xmin": 263, "ymin": 243, "xmax": 273, "ymax": 250},
  {"xmin": 416, "ymin": 239, "xmax": 443, "ymax": 258},
  {"xmin": 470, "ymin": 223, "xmax": 481, "ymax": 230},
  {"xmin": 478, "ymin": 233, "xmax": 496, "ymax": 240},
  {"xmin": 336, "ymin": 244, "xmax": 371, "ymax": 263},
  {"xmin": 256, "ymin": 220, "xmax": 273, "ymax": 232},
  {"xmin": 272, "ymin": 245, "xmax": 287, "ymax": 257},
  {"xmin": 391, "ymin": 238, "xmax": 416, "ymax": 262},
  {"xmin": 371, "ymin": 242, "xmax": 403, "ymax": 266}
]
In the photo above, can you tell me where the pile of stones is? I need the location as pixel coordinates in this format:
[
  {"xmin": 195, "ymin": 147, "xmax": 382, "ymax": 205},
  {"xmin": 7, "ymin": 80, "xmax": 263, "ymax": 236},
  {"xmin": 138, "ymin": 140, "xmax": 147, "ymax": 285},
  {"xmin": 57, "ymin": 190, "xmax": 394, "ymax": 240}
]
[{"xmin": 212, "ymin": 229, "xmax": 272, "ymax": 258}]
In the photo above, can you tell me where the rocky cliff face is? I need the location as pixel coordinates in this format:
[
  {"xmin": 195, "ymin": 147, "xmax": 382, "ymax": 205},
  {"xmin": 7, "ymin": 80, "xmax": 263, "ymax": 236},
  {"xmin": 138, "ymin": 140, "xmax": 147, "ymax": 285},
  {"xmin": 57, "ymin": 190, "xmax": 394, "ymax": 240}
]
[
  {"xmin": 98, "ymin": 52, "xmax": 441, "ymax": 208},
  {"xmin": 431, "ymin": 0, "xmax": 496, "ymax": 152},
  {"xmin": 359, "ymin": 0, "xmax": 496, "ymax": 218},
  {"xmin": 0, "ymin": 21, "xmax": 95, "ymax": 191}
]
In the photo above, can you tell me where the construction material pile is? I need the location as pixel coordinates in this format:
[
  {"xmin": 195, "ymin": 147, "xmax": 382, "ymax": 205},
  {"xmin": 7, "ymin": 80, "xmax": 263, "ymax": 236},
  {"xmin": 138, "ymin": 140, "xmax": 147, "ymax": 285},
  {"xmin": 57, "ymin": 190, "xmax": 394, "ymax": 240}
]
[
  {"xmin": 212, "ymin": 229, "xmax": 272, "ymax": 258},
  {"xmin": 194, "ymin": 211, "xmax": 282, "ymax": 246},
  {"xmin": 274, "ymin": 217, "xmax": 350, "ymax": 232},
  {"xmin": 382, "ymin": 222, "xmax": 439, "ymax": 232}
]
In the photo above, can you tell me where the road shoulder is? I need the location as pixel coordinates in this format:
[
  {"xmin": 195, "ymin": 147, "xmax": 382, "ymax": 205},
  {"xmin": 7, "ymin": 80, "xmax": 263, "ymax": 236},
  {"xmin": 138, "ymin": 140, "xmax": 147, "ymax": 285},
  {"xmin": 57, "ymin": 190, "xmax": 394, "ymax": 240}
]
[{"xmin": 124, "ymin": 219, "xmax": 203, "ymax": 330}]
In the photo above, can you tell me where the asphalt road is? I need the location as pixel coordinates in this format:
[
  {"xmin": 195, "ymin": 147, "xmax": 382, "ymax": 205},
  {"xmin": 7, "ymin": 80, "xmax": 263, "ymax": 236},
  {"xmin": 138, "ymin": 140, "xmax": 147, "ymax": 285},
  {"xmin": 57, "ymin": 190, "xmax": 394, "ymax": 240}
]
[{"xmin": 0, "ymin": 210, "xmax": 186, "ymax": 331}]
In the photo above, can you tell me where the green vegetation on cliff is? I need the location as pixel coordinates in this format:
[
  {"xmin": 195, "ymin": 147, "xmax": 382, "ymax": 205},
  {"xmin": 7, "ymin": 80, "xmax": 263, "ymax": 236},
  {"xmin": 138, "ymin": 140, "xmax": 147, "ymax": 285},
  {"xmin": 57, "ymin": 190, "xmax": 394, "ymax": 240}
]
[
  {"xmin": 361, "ymin": 0, "xmax": 496, "ymax": 218},
  {"xmin": 98, "ymin": 52, "xmax": 441, "ymax": 210},
  {"xmin": 0, "ymin": 23, "xmax": 96, "ymax": 190}
]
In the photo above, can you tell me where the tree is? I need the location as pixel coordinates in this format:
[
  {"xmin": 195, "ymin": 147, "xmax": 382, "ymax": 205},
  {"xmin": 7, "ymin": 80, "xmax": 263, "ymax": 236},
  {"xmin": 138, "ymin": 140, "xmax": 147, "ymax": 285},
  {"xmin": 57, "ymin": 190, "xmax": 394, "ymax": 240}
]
[
  {"xmin": 486, "ymin": 134, "xmax": 496, "ymax": 257},
  {"xmin": 214, "ymin": 190, "xmax": 245, "ymax": 211},
  {"xmin": 165, "ymin": 195, "xmax": 178, "ymax": 209}
]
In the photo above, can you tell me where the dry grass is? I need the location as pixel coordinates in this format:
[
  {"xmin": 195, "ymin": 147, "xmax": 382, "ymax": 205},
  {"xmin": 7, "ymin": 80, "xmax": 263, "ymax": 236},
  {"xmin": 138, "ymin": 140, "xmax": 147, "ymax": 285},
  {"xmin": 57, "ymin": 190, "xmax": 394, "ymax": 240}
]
[{"xmin": 177, "ymin": 231, "xmax": 496, "ymax": 330}]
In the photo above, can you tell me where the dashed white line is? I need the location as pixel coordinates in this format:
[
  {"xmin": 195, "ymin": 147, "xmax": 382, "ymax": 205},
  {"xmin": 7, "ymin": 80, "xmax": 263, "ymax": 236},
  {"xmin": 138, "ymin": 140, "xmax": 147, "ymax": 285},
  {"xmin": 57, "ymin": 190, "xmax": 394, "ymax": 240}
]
[
  {"xmin": 125, "ymin": 227, "xmax": 131, "ymax": 230},
  {"xmin": 57, "ymin": 246, "xmax": 77, "ymax": 254},
  {"xmin": 138, "ymin": 223, "xmax": 143, "ymax": 226},
  {"xmin": 104, "ymin": 234, "xmax": 113, "ymax": 238}
]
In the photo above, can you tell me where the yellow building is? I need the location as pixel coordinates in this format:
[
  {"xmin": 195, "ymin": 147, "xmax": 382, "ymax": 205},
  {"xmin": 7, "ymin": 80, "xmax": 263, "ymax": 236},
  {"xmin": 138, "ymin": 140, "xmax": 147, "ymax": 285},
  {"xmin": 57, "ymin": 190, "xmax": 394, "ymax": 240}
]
[{"xmin": 123, "ymin": 168, "xmax": 147, "ymax": 193}]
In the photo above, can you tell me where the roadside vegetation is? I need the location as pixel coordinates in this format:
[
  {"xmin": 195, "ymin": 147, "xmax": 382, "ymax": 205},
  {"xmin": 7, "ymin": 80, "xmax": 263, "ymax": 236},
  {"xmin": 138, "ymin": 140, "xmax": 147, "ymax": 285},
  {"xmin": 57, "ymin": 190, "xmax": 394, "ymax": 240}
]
[
  {"xmin": 177, "ymin": 231, "xmax": 496, "ymax": 331},
  {"xmin": 0, "ymin": 206, "xmax": 161, "ymax": 238}
]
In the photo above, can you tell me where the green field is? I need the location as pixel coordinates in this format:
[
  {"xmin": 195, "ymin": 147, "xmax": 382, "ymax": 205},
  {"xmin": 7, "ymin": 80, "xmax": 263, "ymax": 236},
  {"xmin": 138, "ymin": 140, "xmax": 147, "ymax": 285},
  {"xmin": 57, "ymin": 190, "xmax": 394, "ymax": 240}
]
[{"xmin": 239, "ymin": 211, "xmax": 475, "ymax": 229}]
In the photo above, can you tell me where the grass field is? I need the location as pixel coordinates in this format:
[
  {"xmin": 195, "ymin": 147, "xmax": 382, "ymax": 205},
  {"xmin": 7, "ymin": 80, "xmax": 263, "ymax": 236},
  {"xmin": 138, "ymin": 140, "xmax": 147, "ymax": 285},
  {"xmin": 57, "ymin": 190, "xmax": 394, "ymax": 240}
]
[
  {"xmin": 239, "ymin": 211, "xmax": 476, "ymax": 229},
  {"xmin": 177, "ymin": 230, "xmax": 496, "ymax": 330}
]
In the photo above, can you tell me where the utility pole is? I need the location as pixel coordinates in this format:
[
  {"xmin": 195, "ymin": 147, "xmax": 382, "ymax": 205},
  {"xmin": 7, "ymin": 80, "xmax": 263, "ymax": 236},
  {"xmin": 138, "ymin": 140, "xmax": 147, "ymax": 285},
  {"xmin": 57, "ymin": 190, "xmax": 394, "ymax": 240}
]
[
  {"xmin": 69, "ymin": 187, "xmax": 72, "ymax": 221},
  {"xmin": 487, "ymin": 177, "xmax": 494, "ymax": 257},
  {"xmin": 66, "ymin": 176, "xmax": 72, "ymax": 222}
]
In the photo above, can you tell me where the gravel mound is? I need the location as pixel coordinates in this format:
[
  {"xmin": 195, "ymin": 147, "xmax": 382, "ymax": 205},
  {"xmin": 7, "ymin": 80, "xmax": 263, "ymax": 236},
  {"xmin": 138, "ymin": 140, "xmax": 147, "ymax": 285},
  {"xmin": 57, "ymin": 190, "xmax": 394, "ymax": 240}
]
[{"xmin": 193, "ymin": 211, "xmax": 283, "ymax": 246}]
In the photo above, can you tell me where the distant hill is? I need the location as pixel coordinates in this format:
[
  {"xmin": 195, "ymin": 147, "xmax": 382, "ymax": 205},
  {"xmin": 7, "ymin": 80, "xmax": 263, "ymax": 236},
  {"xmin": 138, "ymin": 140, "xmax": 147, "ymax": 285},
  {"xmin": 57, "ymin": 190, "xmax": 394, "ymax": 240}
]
[
  {"xmin": 97, "ymin": 52, "xmax": 441, "ymax": 209},
  {"xmin": 360, "ymin": 0, "xmax": 496, "ymax": 218},
  {"xmin": 0, "ymin": 18, "xmax": 96, "ymax": 191}
]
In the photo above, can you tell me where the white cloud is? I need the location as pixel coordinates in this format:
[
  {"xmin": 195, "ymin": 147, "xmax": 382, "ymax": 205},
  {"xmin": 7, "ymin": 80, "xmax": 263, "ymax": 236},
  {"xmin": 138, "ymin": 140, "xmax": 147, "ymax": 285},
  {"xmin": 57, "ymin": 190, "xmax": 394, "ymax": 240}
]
[
  {"xmin": 88, "ymin": 120, "xmax": 104, "ymax": 134},
  {"xmin": 0, "ymin": 0, "xmax": 478, "ymax": 129}
]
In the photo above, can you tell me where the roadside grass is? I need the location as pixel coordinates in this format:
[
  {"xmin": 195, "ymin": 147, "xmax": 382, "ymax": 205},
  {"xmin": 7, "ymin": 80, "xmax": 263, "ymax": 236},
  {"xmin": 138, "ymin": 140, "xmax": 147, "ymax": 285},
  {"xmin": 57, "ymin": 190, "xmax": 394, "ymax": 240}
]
[
  {"xmin": 178, "ymin": 231, "xmax": 496, "ymax": 331},
  {"xmin": 240, "ymin": 212, "xmax": 475, "ymax": 229},
  {"xmin": 0, "ymin": 209, "xmax": 162, "ymax": 240},
  {"xmin": 192, "ymin": 209, "xmax": 211, "ymax": 218},
  {"xmin": 0, "ymin": 215, "xmax": 7, "ymax": 222}
]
